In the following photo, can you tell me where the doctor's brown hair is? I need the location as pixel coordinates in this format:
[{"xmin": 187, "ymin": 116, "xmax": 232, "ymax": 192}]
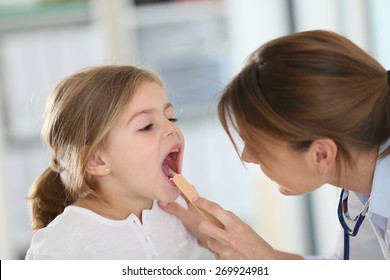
[
  {"xmin": 218, "ymin": 30, "xmax": 390, "ymax": 170},
  {"xmin": 29, "ymin": 65, "xmax": 162, "ymax": 230}
]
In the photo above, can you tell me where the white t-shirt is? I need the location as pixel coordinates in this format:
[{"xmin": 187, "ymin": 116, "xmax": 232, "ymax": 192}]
[{"xmin": 25, "ymin": 196, "xmax": 201, "ymax": 260}]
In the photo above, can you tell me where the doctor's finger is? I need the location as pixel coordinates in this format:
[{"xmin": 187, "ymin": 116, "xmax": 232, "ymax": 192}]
[
  {"xmin": 194, "ymin": 196, "xmax": 240, "ymax": 228},
  {"xmin": 159, "ymin": 201, "xmax": 199, "ymax": 229},
  {"xmin": 206, "ymin": 234, "xmax": 244, "ymax": 260},
  {"xmin": 198, "ymin": 219, "xmax": 239, "ymax": 255}
]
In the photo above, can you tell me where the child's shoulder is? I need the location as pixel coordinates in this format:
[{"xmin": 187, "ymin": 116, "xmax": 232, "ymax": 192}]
[
  {"xmin": 26, "ymin": 206, "xmax": 86, "ymax": 259},
  {"xmin": 27, "ymin": 205, "xmax": 116, "ymax": 258},
  {"xmin": 32, "ymin": 206, "xmax": 87, "ymax": 239}
]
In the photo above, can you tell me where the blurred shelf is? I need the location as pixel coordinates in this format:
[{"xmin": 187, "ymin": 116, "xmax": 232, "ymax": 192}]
[
  {"xmin": 125, "ymin": 0, "xmax": 229, "ymax": 117},
  {"xmin": 128, "ymin": 0, "xmax": 225, "ymax": 28},
  {"xmin": 0, "ymin": 2, "xmax": 91, "ymax": 33}
]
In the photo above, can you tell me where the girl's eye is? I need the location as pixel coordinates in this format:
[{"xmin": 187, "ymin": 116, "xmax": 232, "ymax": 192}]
[
  {"xmin": 169, "ymin": 118, "xmax": 178, "ymax": 123},
  {"xmin": 139, "ymin": 123, "xmax": 154, "ymax": 132}
]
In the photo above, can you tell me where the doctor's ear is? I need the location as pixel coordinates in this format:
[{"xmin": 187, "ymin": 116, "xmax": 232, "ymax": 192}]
[
  {"xmin": 83, "ymin": 146, "xmax": 110, "ymax": 176},
  {"xmin": 309, "ymin": 138, "xmax": 337, "ymax": 173}
]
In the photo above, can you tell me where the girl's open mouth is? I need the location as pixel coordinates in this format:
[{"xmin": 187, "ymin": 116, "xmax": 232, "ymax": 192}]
[{"xmin": 162, "ymin": 148, "xmax": 180, "ymax": 180}]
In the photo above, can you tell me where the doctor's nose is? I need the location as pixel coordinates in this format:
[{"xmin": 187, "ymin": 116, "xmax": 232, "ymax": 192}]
[{"xmin": 241, "ymin": 145, "xmax": 258, "ymax": 164}]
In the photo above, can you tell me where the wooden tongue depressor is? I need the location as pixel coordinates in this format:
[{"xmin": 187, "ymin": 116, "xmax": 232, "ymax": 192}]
[{"xmin": 172, "ymin": 174, "xmax": 224, "ymax": 229}]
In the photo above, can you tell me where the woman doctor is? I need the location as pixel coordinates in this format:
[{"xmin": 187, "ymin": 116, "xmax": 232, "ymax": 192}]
[{"xmin": 160, "ymin": 30, "xmax": 390, "ymax": 260}]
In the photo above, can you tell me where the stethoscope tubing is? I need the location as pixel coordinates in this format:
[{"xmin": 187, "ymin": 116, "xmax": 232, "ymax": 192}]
[{"xmin": 337, "ymin": 189, "xmax": 369, "ymax": 260}]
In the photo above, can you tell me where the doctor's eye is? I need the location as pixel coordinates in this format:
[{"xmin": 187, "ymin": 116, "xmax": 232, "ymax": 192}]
[
  {"xmin": 139, "ymin": 123, "xmax": 154, "ymax": 132},
  {"xmin": 168, "ymin": 118, "xmax": 178, "ymax": 123}
]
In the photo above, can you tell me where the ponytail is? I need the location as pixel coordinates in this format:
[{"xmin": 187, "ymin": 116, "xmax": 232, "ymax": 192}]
[{"xmin": 28, "ymin": 168, "xmax": 73, "ymax": 231}]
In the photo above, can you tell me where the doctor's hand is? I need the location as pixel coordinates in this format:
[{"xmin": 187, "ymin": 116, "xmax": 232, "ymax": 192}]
[
  {"xmin": 160, "ymin": 196, "xmax": 280, "ymax": 259},
  {"xmin": 192, "ymin": 197, "xmax": 279, "ymax": 260},
  {"xmin": 158, "ymin": 198, "xmax": 209, "ymax": 248}
]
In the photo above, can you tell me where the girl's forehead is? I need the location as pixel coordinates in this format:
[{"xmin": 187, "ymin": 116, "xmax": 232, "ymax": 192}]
[
  {"xmin": 119, "ymin": 84, "xmax": 172, "ymax": 119},
  {"xmin": 132, "ymin": 82, "xmax": 167, "ymax": 103}
]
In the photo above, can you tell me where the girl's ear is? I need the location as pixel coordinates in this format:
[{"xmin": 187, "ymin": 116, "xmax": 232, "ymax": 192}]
[
  {"xmin": 83, "ymin": 146, "xmax": 110, "ymax": 176},
  {"xmin": 309, "ymin": 138, "xmax": 337, "ymax": 174}
]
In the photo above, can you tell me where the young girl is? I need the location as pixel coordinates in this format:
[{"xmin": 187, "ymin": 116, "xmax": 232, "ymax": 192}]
[{"xmin": 26, "ymin": 65, "xmax": 201, "ymax": 259}]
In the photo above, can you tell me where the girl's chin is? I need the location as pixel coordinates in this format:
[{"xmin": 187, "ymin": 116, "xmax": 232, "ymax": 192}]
[{"xmin": 161, "ymin": 185, "xmax": 181, "ymax": 201}]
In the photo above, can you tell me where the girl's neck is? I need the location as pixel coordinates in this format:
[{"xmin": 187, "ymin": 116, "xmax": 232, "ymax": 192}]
[
  {"xmin": 332, "ymin": 147, "xmax": 378, "ymax": 195},
  {"xmin": 74, "ymin": 193, "xmax": 153, "ymax": 222}
]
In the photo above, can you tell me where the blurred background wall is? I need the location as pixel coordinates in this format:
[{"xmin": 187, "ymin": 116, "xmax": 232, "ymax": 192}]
[{"xmin": 0, "ymin": 0, "xmax": 389, "ymax": 259}]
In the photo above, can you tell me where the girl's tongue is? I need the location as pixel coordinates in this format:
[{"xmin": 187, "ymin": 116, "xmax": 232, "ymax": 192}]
[{"xmin": 162, "ymin": 152, "xmax": 178, "ymax": 179}]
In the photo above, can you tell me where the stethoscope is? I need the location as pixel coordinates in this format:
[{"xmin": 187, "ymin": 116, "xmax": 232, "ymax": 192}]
[{"xmin": 337, "ymin": 189, "xmax": 371, "ymax": 260}]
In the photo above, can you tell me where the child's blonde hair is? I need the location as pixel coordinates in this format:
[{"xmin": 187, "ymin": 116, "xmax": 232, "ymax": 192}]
[{"xmin": 29, "ymin": 65, "xmax": 162, "ymax": 230}]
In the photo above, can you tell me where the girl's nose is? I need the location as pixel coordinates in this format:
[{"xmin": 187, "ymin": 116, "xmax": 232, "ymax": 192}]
[{"xmin": 164, "ymin": 119, "xmax": 179, "ymax": 138}]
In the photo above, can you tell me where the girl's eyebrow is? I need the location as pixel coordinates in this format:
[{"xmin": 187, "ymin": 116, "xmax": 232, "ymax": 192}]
[{"xmin": 127, "ymin": 102, "xmax": 173, "ymax": 124}]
